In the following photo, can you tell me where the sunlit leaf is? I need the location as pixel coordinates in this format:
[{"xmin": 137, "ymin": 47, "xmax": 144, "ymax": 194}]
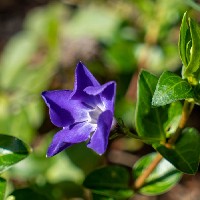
[
  {"xmin": 179, "ymin": 12, "xmax": 190, "ymax": 68},
  {"xmin": 152, "ymin": 71, "xmax": 194, "ymax": 106},
  {"xmin": 164, "ymin": 101, "xmax": 182, "ymax": 136},
  {"xmin": 133, "ymin": 153, "xmax": 182, "ymax": 195},
  {"xmin": 0, "ymin": 134, "xmax": 31, "ymax": 173}
]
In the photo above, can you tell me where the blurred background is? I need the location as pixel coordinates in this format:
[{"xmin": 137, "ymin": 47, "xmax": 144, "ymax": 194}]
[{"xmin": 0, "ymin": 0, "xmax": 200, "ymax": 199}]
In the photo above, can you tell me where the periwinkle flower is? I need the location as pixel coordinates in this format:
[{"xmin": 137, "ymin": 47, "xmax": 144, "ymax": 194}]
[{"xmin": 42, "ymin": 62, "xmax": 116, "ymax": 157}]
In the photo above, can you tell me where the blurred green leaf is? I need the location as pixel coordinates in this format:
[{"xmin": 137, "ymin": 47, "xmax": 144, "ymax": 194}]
[
  {"xmin": 91, "ymin": 190, "xmax": 133, "ymax": 199},
  {"xmin": 185, "ymin": 0, "xmax": 200, "ymax": 11},
  {"xmin": 66, "ymin": 142, "xmax": 100, "ymax": 175},
  {"xmin": 133, "ymin": 153, "xmax": 182, "ymax": 195},
  {"xmin": 152, "ymin": 71, "xmax": 194, "ymax": 106},
  {"xmin": 0, "ymin": 32, "xmax": 38, "ymax": 89},
  {"xmin": 10, "ymin": 188, "xmax": 49, "ymax": 200},
  {"xmin": 10, "ymin": 143, "xmax": 84, "ymax": 184},
  {"xmin": 24, "ymin": 3, "xmax": 62, "ymax": 48},
  {"xmin": 34, "ymin": 181, "xmax": 84, "ymax": 200},
  {"xmin": 0, "ymin": 178, "xmax": 6, "ymax": 200},
  {"xmin": 154, "ymin": 127, "xmax": 200, "ymax": 174},
  {"xmin": 92, "ymin": 193, "xmax": 114, "ymax": 200},
  {"xmin": 135, "ymin": 70, "xmax": 167, "ymax": 142},
  {"xmin": 64, "ymin": 4, "xmax": 121, "ymax": 41},
  {"xmin": 0, "ymin": 4, "xmax": 61, "ymax": 144},
  {"xmin": 83, "ymin": 165, "xmax": 133, "ymax": 199},
  {"xmin": 115, "ymin": 98, "xmax": 135, "ymax": 128},
  {"xmin": 104, "ymin": 40, "xmax": 136, "ymax": 73},
  {"xmin": 0, "ymin": 134, "xmax": 31, "ymax": 173}
]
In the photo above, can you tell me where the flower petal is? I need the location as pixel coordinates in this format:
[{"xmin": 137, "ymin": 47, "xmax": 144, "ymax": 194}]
[
  {"xmin": 87, "ymin": 110, "xmax": 113, "ymax": 155},
  {"xmin": 71, "ymin": 62, "xmax": 100, "ymax": 99},
  {"xmin": 47, "ymin": 122, "xmax": 95, "ymax": 157},
  {"xmin": 42, "ymin": 90, "xmax": 90, "ymax": 127},
  {"xmin": 84, "ymin": 81, "xmax": 116, "ymax": 113}
]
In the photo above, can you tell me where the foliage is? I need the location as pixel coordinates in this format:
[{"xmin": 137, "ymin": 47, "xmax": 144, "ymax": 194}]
[{"xmin": 1, "ymin": 0, "xmax": 200, "ymax": 200}]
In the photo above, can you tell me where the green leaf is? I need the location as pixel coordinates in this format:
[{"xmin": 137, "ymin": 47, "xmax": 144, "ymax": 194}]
[
  {"xmin": 0, "ymin": 178, "xmax": 6, "ymax": 200},
  {"xmin": 92, "ymin": 193, "xmax": 114, "ymax": 200},
  {"xmin": 0, "ymin": 32, "xmax": 38, "ymax": 89},
  {"xmin": 64, "ymin": 5, "xmax": 121, "ymax": 41},
  {"xmin": 179, "ymin": 12, "xmax": 190, "ymax": 68},
  {"xmin": 135, "ymin": 70, "xmax": 167, "ymax": 142},
  {"xmin": 184, "ymin": 18, "xmax": 200, "ymax": 79},
  {"xmin": 10, "ymin": 188, "xmax": 49, "ymax": 200},
  {"xmin": 154, "ymin": 127, "xmax": 200, "ymax": 174},
  {"xmin": 152, "ymin": 71, "xmax": 194, "ymax": 106},
  {"xmin": 133, "ymin": 153, "xmax": 182, "ymax": 195},
  {"xmin": 164, "ymin": 102, "xmax": 182, "ymax": 136},
  {"xmin": 179, "ymin": 12, "xmax": 200, "ymax": 85},
  {"xmin": 0, "ymin": 134, "xmax": 31, "ymax": 173},
  {"xmin": 83, "ymin": 166, "xmax": 133, "ymax": 199},
  {"xmin": 91, "ymin": 190, "xmax": 133, "ymax": 199}
]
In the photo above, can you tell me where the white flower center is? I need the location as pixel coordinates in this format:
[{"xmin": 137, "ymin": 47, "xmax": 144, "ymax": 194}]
[{"xmin": 89, "ymin": 105, "xmax": 103, "ymax": 124}]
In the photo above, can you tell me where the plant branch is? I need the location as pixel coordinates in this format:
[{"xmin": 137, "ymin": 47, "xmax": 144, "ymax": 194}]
[
  {"xmin": 133, "ymin": 100, "xmax": 194, "ymax": 190},
  {"xmin": 168, "ymin": 100, "xmax": 194, "ymax": 144},
  {"xmin": 133, "ymin": 153, "xmax": 163, "ymax": 189}
]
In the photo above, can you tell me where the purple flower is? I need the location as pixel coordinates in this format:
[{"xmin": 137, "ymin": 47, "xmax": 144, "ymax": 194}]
[{"xmin": 42, "ymin": 62, "xmax": 116, "ymax": 157}]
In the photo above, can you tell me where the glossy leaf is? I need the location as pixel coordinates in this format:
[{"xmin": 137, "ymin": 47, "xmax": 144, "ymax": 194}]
[
  {"xmin": 0, "ymin": 134, "xmax": 31, "ymax": 173},
  {"xmin": 135, "ymin": 70, "xmax": 167, "ymax": 142},
  {"xmin": 133, "ymin": 153, "xmax": 182, "ymax": 195},
  {"xmin": 83, "ymin": 166, "xmax": 133, "ymax": 199},
  {"xmin": 184, "ymin": 18, "xmax": 200, "ymax": 82},
  {"xmin": 152, "ymin": 71, "xmax": 194, "ymax": 106},
  {"xmin": 164, "ymin": 102, "xmax": 182, "ymax": 136},
  {"xmin": 179, "ymin": 12, "xmax": 190, "ymax": 68},
  {"xmin": 154, "ymin": 128, "xmax": 200, "ymax": 174},
  {"xmin": 0, "ymin": 178, "xmax": 6, "ymax": 200}
]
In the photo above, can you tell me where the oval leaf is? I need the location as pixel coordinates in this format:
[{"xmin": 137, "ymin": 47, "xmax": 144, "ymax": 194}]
[
  {"xmin": 133, "ymin": 153, "xmax": 182, "ymax": 195},
  {"xmin": 184, "ymin": 18, "xmax": 200, "ymax": 82},
  {"xmin": 154, "ymin": 128, "xmax": 200, "ymax": 174},
  {"xmin": 179, "ymin": 12, "xmax": 190, "ymax": 68},
  {"xmin": 83, "ymin": 165, "xmax": 133, "ymax": 199},
  {"xmin": 164, "ymin": 102, "xmax": 182, "ymax": 136},
  {"xmin": 135, "ymin": 70, "xmax": 167, "ymax": 142},
  {"xmin": 152, "ymin": 71, "xmax": 194, "ymax": 106},
  {"xmin": 0, "ymin": 134, "xmax": 31, "ymax": 173},
  {"xmin": 0, "ymin": 177, "xmax": 6, "ymax": 200}
]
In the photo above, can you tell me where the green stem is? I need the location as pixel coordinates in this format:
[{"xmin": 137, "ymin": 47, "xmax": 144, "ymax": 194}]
[
  {"xmin": 133, "ymin": 100, "xmax": 194, "ymax": 190},
  {"xmin": 168, "ymin": 100, "xmax": 194, "ymax": 144}
]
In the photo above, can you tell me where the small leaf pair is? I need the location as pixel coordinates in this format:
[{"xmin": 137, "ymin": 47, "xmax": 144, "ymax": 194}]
[{"xmin": 84, "ymin": 153, "xmax": 182, "ymax": 198}]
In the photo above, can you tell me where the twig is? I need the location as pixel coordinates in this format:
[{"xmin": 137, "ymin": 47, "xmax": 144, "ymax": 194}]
[
  {"xmin": 134, "ymin": 153, "xmax": 163, "ymax": 189},
  {"xmin": 133, "ymin": 100, "xmax": 194, "ymax": 190}
]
